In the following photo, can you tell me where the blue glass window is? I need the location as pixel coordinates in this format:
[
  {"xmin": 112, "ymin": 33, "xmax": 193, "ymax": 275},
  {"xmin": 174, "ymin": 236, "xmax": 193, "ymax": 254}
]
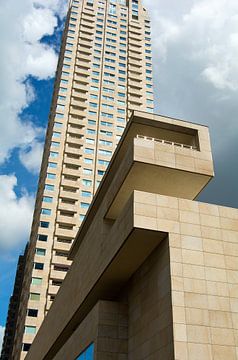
[
  {"xmin": 25, "ymin": 326, "xmax": 37, "ymax": 334},
  {"xmin": 80, "ymin": 202, "xmax": 90, "ymax": 209},
  {"xmin": 50, "ymin": 151, "xmax": 59, "ymax": 158},
  {"xmin": 76, "ymin": 343, "xmax": 94, "ymax": 360},
  {"xmin": 43, "ymin": 196, "xmax": 53, "ymax": 203},
  {"xmin": 48, "ymin": 162, "xmax": 57, "ymax": 168},
  {"xmin": 45, "ymin": 184, "xmax": 54, "ymax": 191},
  {"xmin": 41, "ymin": 208, "xmax": 51, "ymax": 215}
]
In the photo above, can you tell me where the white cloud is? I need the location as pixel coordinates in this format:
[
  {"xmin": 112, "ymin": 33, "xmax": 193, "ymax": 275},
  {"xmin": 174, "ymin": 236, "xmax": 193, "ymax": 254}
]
[
  {"xmin": 143, "ymin": 0, "xmax": 238, "ymax": 145},
  {"xmin": 23, "ymin": 8, "xmax": 57, "ymax": 43},
  {"xmin": 0, "ymin": 175, "xmax": 34, "ymax": 251},
  {"xmin": 143, "ymin": 0, "xmax": 238, "ymax": 207},
  {"xmin": 145, "ymin": 0, "xmax": 238, "ymax": 91},
  {"xmin": 19, "ymin": 141, "xmax": 44, "ymax": 174},
  {"xmin": 0, "ymin": 326, "xmax": 4, "ymax": 352},
  {"xmin": 0, "ymin": 0, "xmax": 67, "ymax": 169}
]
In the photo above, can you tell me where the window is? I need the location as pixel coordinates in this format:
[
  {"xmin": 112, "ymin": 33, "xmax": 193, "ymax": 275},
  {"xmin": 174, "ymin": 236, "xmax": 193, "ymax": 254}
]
[
  {"xmin": 118, "ymin": 100, "xmax": 125, "ymax": 105},
  {"xmin": 35, "ymin": 249, "xmax": 46, "ymax": 256},
  {"xmin": 83, "ymin": 169, "xmax": 93, "ymax": 175},
  {"xmin": 98, "ymin": 159, "xmax": 109, "ymax": 166},
  {"xmin": 103, "ymin": 87, "xmax": 114, "ymax": 93},
  {"xmin": 45, "ymin": 184, "xmax": 54, "ymax": 191},
  {"xmin": 61, "ymin": 66, "xmax": 69, "ymax": 73},
  {"xmin": 98, "ymin": 149, "xmax": 112, "ymax": 156},
  {"xmin": 58, "ymin": 95, "xmax": 66, "ymax": 101},
  {"xmin": 76, "ymin": 343, "xmax": 94, "ymax": 360},
  {"xmin": 34, "ymin": 262, "xmax": 44, "ymax": 270},
  {"xmin": 84, "ymin": 148, "xmax": 94, "ymax": 154},
  {"xmin": 31, "ymin": 277, "xmax": 42, "ymax": 285},
  {"xmin": 30, "ymin": 292, "xmax": 40, "ymax": 301},
  {"xmin": 100, "ymin": 129, "xmax": 112, "ymax": 136},
  {"xmin": 47, "ymin": 173, "xmax": 56, "ymax": 179},
  {"xmin": 89, "ymin": 102, "xmax": 98, "ymax": 108},
  {"xmin": 38, "ymin": 234, "xmax": 48, "ymax": 242},
  {"xmin": 42, "ymin": 196, "xmax": 53, "ymax": 203},
  {"xmin": 87, "ymin": 129, "xmax": 96, "ymax": 135},
  {"xmin": 101, "ymin": 120, "xmax": 113, "ymax": 127},
  {"xmin": 39, "ymin": 221, "xmax": 49, "ymax": 228},
  {"xmin": 81, "ymin": 191, "xmax": 92, "ymax": 197},
  {"xmin": 55, "ymin": 113, "xmax": 64, "ymax": 119},
  {"xmin": 88, "ymin": 110, "xmax": 97, "ymax": 116},
  {"xmin": 22, "ymin": 343, "xmax": 31, "ymax": 352},
  {"xmin": 25, "ymin": 326, "xmax": 36, "ymax": 334},
  {"xmin": 99, "ymin": 139, "xmax": 112, "ymax": 146},
  {"xmin": 53, "ymin": 131, "xmax": 61, "ymax": 138},
  {"xmin": 48, "ymin": 162, "xmax": 57, "ymax": 168},
  {"xmin": 27, "ymin": 309, "xmax": 38, "ymax": 317},
  {"xmin": 81, "ymin": 202, "xmax": 90, "ymax": 209},
  {"xmin": 51, "ymin": 141, "xmax": 60, "ymax": 147},
  {"xmin": 102, "ymin": 103, "xmax": 114, "ymax": 109},
  {"xmin": 84, "ymin": 158, "xmax": 93, "ymax": 164},
  {"xmin": 41, "ymin": 208, "xmax": 51, "ymax": 215},
  {"xmin": 82, "ymin": 179, "xmax": 92, "ymax": 186},
  {"xmin": 92, "ymin": 70, "xmax": 99, "ymax": 76},
  {"xmin": 103, "ymin": 80, "xmax": 115, "ymax": 85},
  {"xmin": 101, "ymin": 112, "xmax": 113, "ymax": 118},
  {"xmin": 86, "ymin": 138, "xmax": 95, "ymax": 144},
  {"xmin": 54, "ymin": 122, "xmax": 63, "ymax": 128},
  {"xmin": 50, "ymin": 151, "xmax": 58, "ymax": 158}
]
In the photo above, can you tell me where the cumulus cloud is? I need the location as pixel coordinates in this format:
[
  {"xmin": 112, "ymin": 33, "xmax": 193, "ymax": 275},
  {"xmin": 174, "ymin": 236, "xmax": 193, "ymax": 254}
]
[
  {"xmin": 0, "ymin": 0, "xmax": 67, "ymax": 169},
  {"xmin": 144, "ymin": 0, "xmax": 238, "ymax": 140},
  {"xmin": 19, "ymin": 141, "xmax": 44, "ymax": 174},
  {"xmin": 0, "ymin": 175, "xmax": 34, "ymax": 251},
  {"xmin": 143, "ymin": 0, "xmax": 238, "ymax": 207},
  {"xmin": 0, "ymin": 326, "xmax": 4, "ymax": 352}
]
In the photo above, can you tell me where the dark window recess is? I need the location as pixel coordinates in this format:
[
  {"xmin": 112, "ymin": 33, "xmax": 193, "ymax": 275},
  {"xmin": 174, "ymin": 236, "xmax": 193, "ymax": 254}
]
[
  {"xmin": 53, "ymin": 265, "xmax": 69, "ymax": 272},
  {"xmin": 40, "ymin": 221, "xmax": 49, "ymax": 228},
  {"xmin": 55, "ymin": 251, "xmax": 69, "ymax": 257},
  {"xmin": 52, "ymin": 280, "xmax": 63, "ymax": 286},
  {"xmin": 27, "ymin": 309, "xmax": 38, "ymax": 317},
  {"xmin": 34, "ymin": 262, "xmax": 44, "ymax": 270},
  {"xmin": 57, "ymin": 237, "xmax": 72, "ymax": 243},
  {"xmin": 38, "ymin": 234, "xmax": 48, "ymax": 241},
  {"xmin": 22, "ymin": 343, "xmax": 31, "ymax": 352}
]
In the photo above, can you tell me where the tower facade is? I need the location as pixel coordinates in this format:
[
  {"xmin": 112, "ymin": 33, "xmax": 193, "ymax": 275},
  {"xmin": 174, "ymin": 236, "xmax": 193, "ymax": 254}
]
[
  {"xmin": 5, "ymin": 0, "xmax": 154, "ymax": 359},
  {"xmin": 22, "ymin": 112, "xmax": 238, "ymax": 360}
]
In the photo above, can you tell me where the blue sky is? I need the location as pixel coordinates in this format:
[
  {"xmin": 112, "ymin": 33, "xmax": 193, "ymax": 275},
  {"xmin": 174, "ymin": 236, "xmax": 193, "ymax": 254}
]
[
  {"xmin": 1, "ymin": 0, "xmax": 238, "ymax": 349},
  {"xmin": 0, "ymin": 0, "xmax": 68, "ymax": 344}
]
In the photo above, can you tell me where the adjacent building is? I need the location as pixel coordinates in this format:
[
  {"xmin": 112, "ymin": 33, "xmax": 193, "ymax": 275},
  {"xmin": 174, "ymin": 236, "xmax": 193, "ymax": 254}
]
[
  {"xmin": 24, "ymin": 111, "xmax": 238, "ymax": 360},
  {"xmin": 1, "ymin": 0, "xmax": 154, "ymax": 359},
  {"xmin": 0, "ymin": 246, "xmax": 28, "ymax": 360}
]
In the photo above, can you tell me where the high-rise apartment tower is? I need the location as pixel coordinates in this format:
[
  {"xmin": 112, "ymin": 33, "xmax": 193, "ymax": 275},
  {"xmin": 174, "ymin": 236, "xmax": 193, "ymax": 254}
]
[{"xmin": 2, "ymin": 0, "xmax": 154, "ymax": 359}]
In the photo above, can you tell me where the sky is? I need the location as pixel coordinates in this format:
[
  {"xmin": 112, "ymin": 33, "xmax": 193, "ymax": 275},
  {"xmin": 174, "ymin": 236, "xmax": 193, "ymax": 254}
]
[{"xmin": 0, "ymin": 0, "xmax": 238, "ymax": 350}]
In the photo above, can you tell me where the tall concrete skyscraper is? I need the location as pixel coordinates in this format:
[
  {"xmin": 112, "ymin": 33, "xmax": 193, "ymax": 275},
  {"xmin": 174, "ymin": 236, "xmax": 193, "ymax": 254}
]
[{"xmin": 2, "ymin": 0, "xmax": 154, "ymax": 359}]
